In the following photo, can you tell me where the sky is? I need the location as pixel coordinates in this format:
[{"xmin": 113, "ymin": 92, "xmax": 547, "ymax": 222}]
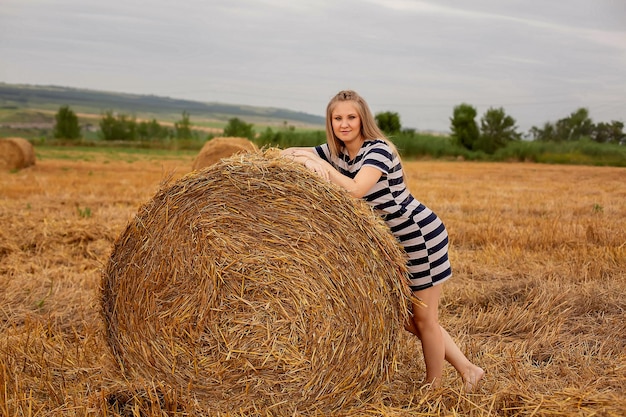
[{"xmin": 1, "ymin": 0, "xmax": 625, "ymax": 133}]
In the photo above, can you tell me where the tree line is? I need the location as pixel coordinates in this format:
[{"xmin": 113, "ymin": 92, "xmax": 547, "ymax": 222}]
[
  {"xmin": 446, "ymin": 104, "xmax": 624, "ymax": 154},
  {"xmin": 53, "ymin": 106, "xmax": 197, "ymax": 142},
  {"xmin": 53, "ymin": 104, "xmax": 625, "ymax": 158}
]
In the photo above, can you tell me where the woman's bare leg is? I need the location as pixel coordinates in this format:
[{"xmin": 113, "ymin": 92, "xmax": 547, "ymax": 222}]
[
  {"xmin": 439, "ymin": 326, "xmax": 485, "ymax": 391},
  {"xmin": 409, "ymin": 285, "xmax": 445, "ymax": 386},
  {"xmin": 406, "ymin": 285, "xmax": 485, "ymax": 390}
]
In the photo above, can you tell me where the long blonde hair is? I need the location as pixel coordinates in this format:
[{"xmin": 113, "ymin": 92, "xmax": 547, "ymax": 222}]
[{"xmin": 325, "ymin": 90, "xmax": 399, "ymax": 158}]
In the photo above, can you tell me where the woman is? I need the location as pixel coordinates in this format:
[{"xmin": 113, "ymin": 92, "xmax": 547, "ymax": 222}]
[{"xmin": 281, "ymin": 90, "xmax": 485, "ymax": 390}]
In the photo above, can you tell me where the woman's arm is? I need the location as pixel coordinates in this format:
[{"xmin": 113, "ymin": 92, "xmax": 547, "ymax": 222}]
[
  {"xmin": 280, "ymin": 147, "xmax": 316, "ymax": 164},
  {"xmin": 280, "ymin": 147, "xmax": 315, "ymax": 157},
  {"xmin": 321, "ymin": 159, "xmax": 382, "ymax": 198},
  {"xmin": 281, "ymin": 148, "xmax": 382, "ymax": 198},
  {"xmin": 280, "ymin": 147, "xmax": 331, "ymax": 181}
]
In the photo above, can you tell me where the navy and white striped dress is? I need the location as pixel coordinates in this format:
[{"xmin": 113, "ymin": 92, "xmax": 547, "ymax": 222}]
[{"xmin": 315, "ymin": 140, "xmax": 452, "ymax": 291}]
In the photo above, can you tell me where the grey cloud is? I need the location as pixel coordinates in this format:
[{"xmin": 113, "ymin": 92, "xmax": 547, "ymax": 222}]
[{"xmin": 0, "ymin": 0, "xmax": 624, "ymax": 132}]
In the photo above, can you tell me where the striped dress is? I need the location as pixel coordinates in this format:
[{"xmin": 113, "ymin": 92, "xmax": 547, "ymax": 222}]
[{"xmin": 315, "ymin": 140, "xmax": 452, "ymax": 291}]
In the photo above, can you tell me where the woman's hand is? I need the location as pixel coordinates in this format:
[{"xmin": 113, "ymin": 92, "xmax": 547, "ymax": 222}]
[
  {"xmin": 281, "ymin": 148, "xmax": 329, "ymax": 181},
  {"xmin": 280, "ymin": 148, "xmax": 312, "ymax": 158},
  {"xmin": 304, "ymin": 158, "xmax": 330, "ymax": 181}
]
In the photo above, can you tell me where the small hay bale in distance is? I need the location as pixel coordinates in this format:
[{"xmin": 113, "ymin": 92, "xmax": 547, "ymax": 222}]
[
  {"xmin": 191, "ymin": 136, "xmax": 258, "ymax": 171},
  {"xmin": 0, "ymin": 137, "xmax": 36, "ymax": 170},
  {"xmin": 101, "ymin": 149, "xmax": 410, "ymax": 415}
]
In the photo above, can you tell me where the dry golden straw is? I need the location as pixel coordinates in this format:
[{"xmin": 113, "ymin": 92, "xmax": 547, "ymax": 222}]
[
  {"xmin": 101, "ymin": 149, "xmax": 411, "ymax": 415},
  {"xmin": 0, "ymin": 137, "xmax": 36, "ymax": 170},
  {"xmin": 191, "ymin": 136, "xmax": 258, "ymax": 170}
]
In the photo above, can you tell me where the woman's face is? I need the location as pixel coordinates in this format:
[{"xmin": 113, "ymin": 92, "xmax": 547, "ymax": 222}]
[{"xmin": 331, "ymin": 101, "xmax": 362, "ymax": 146}]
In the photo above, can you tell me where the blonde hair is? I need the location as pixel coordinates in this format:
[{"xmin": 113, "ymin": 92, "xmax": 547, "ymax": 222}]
[{"xmin": 325, "ymin": 90, "xmax": 399, "ymax": 158}]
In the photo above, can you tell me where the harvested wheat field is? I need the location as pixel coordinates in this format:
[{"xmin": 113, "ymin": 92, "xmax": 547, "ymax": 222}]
[{"xmin": 1, "ymin": 147, "xmax": 625, "ymax": 416}]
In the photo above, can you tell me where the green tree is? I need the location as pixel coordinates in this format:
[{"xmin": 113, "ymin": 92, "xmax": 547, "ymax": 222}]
[
  {"xmin": 138, "ymin": 118, "xmax": 171, "ymax": 141},
  {"xmin": 99, "ymin": 111, "xmax": 120, "ymax": 141},
  {"xmin": 450, "ymin": 103, "xmax": 479, "ymax": 151},
  {"xmin": 175, "ymin": 111, "xmax": 193, "ymax": 140},
  {"xmin": 593, "ymin": 121, "xmax": 625, "ymax": 145},
  {"xmin": 530, "ymin": 108, "xmax": 594, "ymax": 142},
  {"xmin": 529, "ymin": 122, "xmax": 556, "ymax": 142},
  {"xmin": 477, "ymin": 107, "xmax": 521, "ymax": 153},
  {"xmin": 564, "ymin": 108, "xmax": 594, "ymax": 141},
  {"xmin": 223, "ymin": 117, "xmax": 255, "ymax": 140},
  {"xmin": 99, "ymin": 111, "xmax": 137, "ymax": 141},
  {"xmin": 53, "ymin": 105, "xmax": 81, "ymax": 140},
  {"xmin": 375, "ymin": 111, "xmax": 401, "ymax": 134}
]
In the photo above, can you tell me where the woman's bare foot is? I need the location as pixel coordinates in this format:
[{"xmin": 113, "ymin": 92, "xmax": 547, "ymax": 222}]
[{"xmin": 462, "ymin": 366, "xmax": 485, "ymax": 392}]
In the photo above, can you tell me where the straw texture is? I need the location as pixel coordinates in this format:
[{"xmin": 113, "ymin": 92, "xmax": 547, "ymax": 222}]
[
  {"xmin": 191, "ymin": 136, "xmax": 258, "ymax": 170},
  {"xmin": 0, "ymin": 137, "xmax": 35, "ymax": 170},
  {"xmin": 101, "ymin": 149, "xmax": 411, "ymax": 415}
]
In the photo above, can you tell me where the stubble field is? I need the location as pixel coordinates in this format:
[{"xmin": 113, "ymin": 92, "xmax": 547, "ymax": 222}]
[{"xmin": 1, "ymin": 148, "xmax": 625, "ymax": 416}]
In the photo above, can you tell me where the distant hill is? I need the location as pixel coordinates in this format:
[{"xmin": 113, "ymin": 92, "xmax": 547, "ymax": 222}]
[{"xmin": 0, "ymin": 83, "xmax": 326, "ymax": 127}]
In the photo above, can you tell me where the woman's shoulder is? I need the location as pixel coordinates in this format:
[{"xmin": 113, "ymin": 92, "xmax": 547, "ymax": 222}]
[
  {"xmin": 365, "ymin": 138, "xmax": 386, "ymax": 146},
  {"xmin": 314, "ymin": 143, "xmax": 330, "ymax": 154},
  {"xmin": 363, "ymin": 139, "xmax": 394, "ymax": 156}
]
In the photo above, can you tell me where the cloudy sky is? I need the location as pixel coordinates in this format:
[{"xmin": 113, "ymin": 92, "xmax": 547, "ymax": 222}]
[{"xmin": 1, "ymin": 0, "xmax": 625, "ymax": 132}]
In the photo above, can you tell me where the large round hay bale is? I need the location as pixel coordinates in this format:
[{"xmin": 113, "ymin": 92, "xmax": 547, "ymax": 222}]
[
  {"xmin": 0, "ymin": 137, "xmax": 36, "ymax": 170},
  {"xmin": 191, "ymin": 136, "xmax": 258, "ymax": 170},
  {"xmin": 102, "ymin": 149, "xmax": 410, "ymax": 415}
]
